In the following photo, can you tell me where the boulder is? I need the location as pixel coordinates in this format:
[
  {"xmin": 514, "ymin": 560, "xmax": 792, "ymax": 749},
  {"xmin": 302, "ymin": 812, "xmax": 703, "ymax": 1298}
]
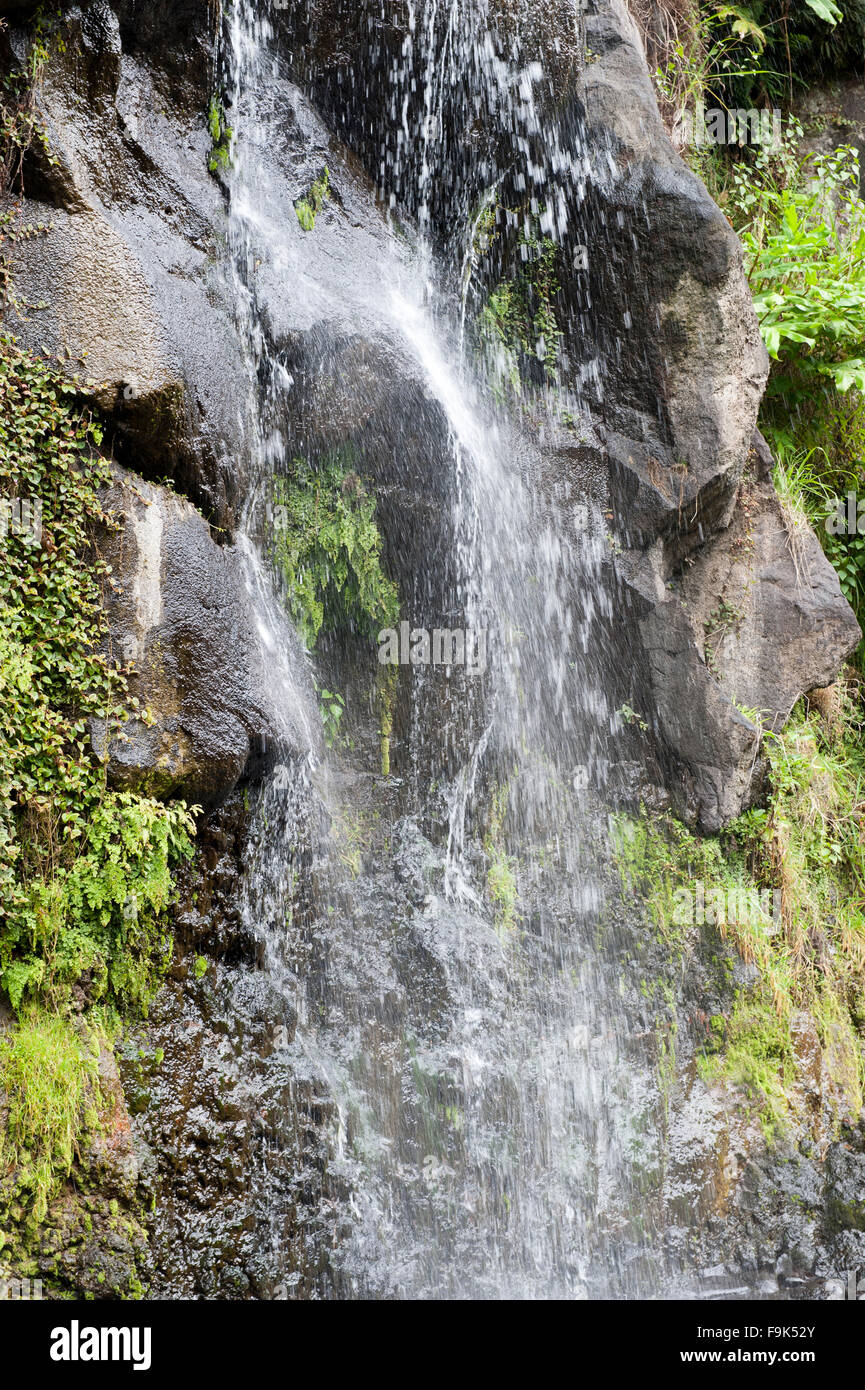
[
  {"xmin": 579, "ymin": 2, "xmax": 858, "ymax": 826},
  {"xmin": 91, "ymin": 466, "xmax": 309, "ymax": 805},
  {"xmin": 680, "ymin": 433, "xmax": 862, "ymax": 728}
]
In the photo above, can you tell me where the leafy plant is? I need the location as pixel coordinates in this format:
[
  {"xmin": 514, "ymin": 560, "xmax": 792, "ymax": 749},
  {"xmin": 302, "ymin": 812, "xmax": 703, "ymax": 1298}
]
[
  {"xmin": 649, "ymin": 1, "xmax": 863, "ymax": 142},
  {"xmin": 0, "ymin": 339, "xmax": 197, "ymax": 1232},
  {"xmin": 478, "ymin": 218, "xmax": 563, "ymax": 395},
  {"xmin": 731, "ymin": 134, "xmax": 865, "ymax": 395},
  {"xmin": 271, "ymin": 454, "xmax": 399, "ymax": 649},
  {"xmin": 318, "ymin": 687, "xmax": 345, "ymax": 749},
  {"xmin": 721, "ymin": 127, "xmax": 865, "ymax": 653},
  {"xmin": 207, "ymin": 94, "xmax": 233, "ymax": 175},
  {"xmin": 295, "ymin": 167, "xmax": 330, "ymax": 232},
  {"xmin": 653, "ymin": 5, "xmax": 772, "ymax": 129},
  {"xmin": 0, "ymin": 339, "xmax": 197, "ymax": 1016},
  {"xmin": 618, "ymin": 703, "xmax": 649, "ymax": 731}
]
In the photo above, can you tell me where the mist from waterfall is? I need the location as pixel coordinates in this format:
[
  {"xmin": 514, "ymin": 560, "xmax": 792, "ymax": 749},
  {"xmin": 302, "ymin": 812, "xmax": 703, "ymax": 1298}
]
[{"xmin": 222, "ymin": 0, "xmax": 670, "ymax": 1300}]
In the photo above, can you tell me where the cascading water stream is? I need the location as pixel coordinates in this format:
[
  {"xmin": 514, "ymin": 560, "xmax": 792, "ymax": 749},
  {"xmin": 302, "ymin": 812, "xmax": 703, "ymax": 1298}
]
[{"xmin": 220, "ymin": 0, "xmax": 672, "ymax": 1299}]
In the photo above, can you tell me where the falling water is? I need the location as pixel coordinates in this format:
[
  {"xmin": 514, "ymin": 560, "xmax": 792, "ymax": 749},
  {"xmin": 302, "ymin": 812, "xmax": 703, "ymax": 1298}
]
[{"xmin": 222, "ymin": 0, "xmax": 671, "ymax": 1299}]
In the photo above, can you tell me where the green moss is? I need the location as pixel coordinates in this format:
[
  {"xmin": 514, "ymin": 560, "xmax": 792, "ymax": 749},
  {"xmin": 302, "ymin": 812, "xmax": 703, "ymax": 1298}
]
[
  {"xmin": 698, "ymin": 985, "xmax": 795, "ymax": 1143},
  {"xmin": 0, "ymin": 1011, "xmax": 99, "ymax": 1225},
  {"xmin": 613, "ymin": 687, "xmax": 865, "ymax": 1143},
  {"xmin": 295, "ymin": 167, "xmax": 330, "ymax": 232},
  {"xmin": 206, "ymin": 95, "xmax": 232, "ymax": 175}
]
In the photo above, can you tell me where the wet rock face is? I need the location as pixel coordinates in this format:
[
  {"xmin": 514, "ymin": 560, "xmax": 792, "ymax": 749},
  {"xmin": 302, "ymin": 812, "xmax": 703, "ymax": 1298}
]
[
  {"xmin": 2, "ymin": 0, "xmax": 247, "ymax": 530},
  {"xmin": 1, "ymin": 0, "xmax": 862, "ymax": 1301},
  {"xmin": 622, "ymin": 891, "xmax": 865, "ymax": 1299},
  {"xmin": 567, "ymin": 3, "xmax": 857, "ymax": 829},
  {"xmin": 275, "ymin": 0, "xmax": 858, "ymax": 829},
  {"xmin": 612, "ymin": 431, "xmax": 861, "ymax": 831},
  {"xmin": 3, "ymin": 0, "xmax": 853, "ymax": 829},
  {"xmin": 575, "ymin": 2, "xmax": 841, "ymax": 830},
  {"xmin": 798, "ymin": 76, "xmax": 865, "ymax": 201},
  {"xmin": 681, "ymin": 434, "xmax": 862, "ymax": 728},
  {"xmin": 122, "ymin": 795, "xmax": 341, "ymax": 1299},
  {"xmin": 579, "ymin": 0, "xmax": 768, "ymax": 520},
  {"xmin": 91, "ymin": 466, "xmax": 301, "ymax": 806}
]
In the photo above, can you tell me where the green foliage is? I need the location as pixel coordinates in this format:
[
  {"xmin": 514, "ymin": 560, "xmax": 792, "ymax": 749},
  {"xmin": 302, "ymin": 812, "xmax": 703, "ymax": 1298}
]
[
  {"xmin": 3, "ymin": 793, "xmax": 196, "ymax": 1016},
  {"xmin": 271, "ymin": 454, "xmax": 399, "ymax": 649},
  {"xmin": 653, "ymin": 5, "xmax": 771, "ymax": 129},
  {"xmin": 0, "ymin": 339, "xmax": 196, "ymax": 1024},
  {"xmin": 731, "ymin": 133, "xmax": 865, "ymax": 395},
  {"xmin": 618, "ymin": 702, "xmax": 649, "ymax": 732},
  {"xmin": 207, "ymin": 94, "xmax": 233, "ymax": 175},
  {"xmin": 295, "ymin": 167, "xmax": 330, "ymax": 232},
  {"xmin": 719, "ymin": 126, "xmax": 865, "ymax": 657},
  {"xmin": 657, "ymin": 1, "xmax": 863, "ymax": 122},
  {"xmin": 0, "ymin": 10, "xmax": 193, "ymax": 1259},
  {"xmin": 317, "ymin": 687, "xmax": 345, "ymax": 749},
  {"xmin": 613, "ymin": 689, "xmax": 865, "ymax": 1141},
  {"xmin": 0, "ymin": 1010, "xmax": 99, "ymax": 1226},
  {"xmin": 478, "ymin": 220, "xmax": 563, "ymax": 395}
]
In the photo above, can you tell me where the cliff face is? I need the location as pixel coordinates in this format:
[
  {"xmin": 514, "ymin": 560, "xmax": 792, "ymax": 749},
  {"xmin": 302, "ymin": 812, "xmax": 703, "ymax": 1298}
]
[
  {"xmin": 1, "ymin": 0, "xmax": 862, "ymax": 1300},
  {"xmin": 5, "ymin": 0, "xmax": 858, "ymax": 824}
]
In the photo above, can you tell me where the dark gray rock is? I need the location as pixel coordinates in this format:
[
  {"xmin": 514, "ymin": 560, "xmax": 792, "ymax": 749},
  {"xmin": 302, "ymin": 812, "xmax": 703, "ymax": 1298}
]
[
  {"xmin": 2, "ymin": 0, "xmax": 249, "ymax": 529},
  {"xmin": 681, "ymin": 433, "xmax": 862, "ymax": 727},
  {"xmin": 581, "ymin": 4, "xmax": 858, "ymax": 828},
  {"xmin": 274, "ymin": 0, "xmax": 859, "ymax": 829},
  {"xmin": 610, "ymin": 429, "xmax": 861, "ymax": 830},
  {"xmin": 91, "ymin": 465, "xmax": 309, "ymax": 805}
]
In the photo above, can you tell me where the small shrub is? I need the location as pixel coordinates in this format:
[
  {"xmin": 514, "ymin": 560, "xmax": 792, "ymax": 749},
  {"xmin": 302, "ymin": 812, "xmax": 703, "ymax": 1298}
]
[
  {"xmin": 271, "ymin": 454, "xmax": 399, "ymax": 649},
  {"xmin": 295, "ymin": 167, "xmax": 330, "ymax": 231}
]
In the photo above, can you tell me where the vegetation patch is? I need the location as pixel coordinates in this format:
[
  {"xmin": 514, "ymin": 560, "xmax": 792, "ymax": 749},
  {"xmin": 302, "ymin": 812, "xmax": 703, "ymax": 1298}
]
[
  {"xmin": 476, "ymin": 213, "xmax": 564, "ymax": 397},
  {"xmin": 271, "ymin": 453, "xmax": 399, "ymax": 650},
  {"xmin": 648, "ymin": 0, "xmax": 863, "ymax": 135},
  {"xmin": 295, "ymin": 167, "xmax": 330, "ymax": 232},
  {"xmin": 0, "ymin": 1011, "xmax": 100, "ymax": 1230},
  {"xmin": 207, "ymin": 94, "xmax": 233, "ymax": 175},
  {"xmin": 613, "ymin": 687, "xmax": 865, "ymax": 1142},
  {"xmin": 272, "ymin": 454, "xmax": 399, "ymax": 770},
  {"xmin": 0, "ymin": 336, "xmax": 196, "ymax": 1241}
]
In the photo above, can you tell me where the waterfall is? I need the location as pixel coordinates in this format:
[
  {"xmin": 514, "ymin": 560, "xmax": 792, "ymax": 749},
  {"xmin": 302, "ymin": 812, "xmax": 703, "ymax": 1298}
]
[{"xmin": 221, "ymin": 0, "xmax": 670, "ymax": 1299}]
